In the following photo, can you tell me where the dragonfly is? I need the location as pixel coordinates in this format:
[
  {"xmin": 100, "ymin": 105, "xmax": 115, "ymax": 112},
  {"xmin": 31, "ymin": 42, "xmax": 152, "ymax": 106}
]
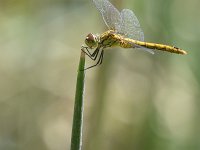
[{"xmin": 81, "ymin": 0, "xmax": 187, "ymax": 70}]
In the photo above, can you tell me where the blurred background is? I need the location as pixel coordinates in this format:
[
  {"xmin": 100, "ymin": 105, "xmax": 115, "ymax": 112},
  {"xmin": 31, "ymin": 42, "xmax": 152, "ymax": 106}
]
[{"xmin": 0, "ymin": 0, "xmax": 199, "ymax": 150}]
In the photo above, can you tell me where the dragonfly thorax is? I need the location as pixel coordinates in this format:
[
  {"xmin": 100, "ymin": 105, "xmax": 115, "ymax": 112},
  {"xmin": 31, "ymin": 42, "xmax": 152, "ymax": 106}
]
[{"xmin": 85, "ymin": 33, "xmax": 99, "ymax": 49}]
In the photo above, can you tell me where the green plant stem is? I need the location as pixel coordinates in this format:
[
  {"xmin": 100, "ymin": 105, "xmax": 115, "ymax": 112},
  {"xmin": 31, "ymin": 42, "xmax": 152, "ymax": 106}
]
[{"xmin": 70, "ymin": 51, "xmax": 85, "ymax": 150}]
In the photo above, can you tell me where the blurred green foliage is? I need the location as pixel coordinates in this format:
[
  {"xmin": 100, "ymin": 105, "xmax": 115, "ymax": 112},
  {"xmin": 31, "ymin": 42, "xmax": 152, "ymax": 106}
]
[{"xmin": 0, "ymin": 0, "xmax": 199, "ymax": 150}]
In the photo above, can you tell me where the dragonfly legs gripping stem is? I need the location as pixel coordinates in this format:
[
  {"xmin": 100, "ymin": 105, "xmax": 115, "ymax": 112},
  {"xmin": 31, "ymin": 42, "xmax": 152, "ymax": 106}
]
[
  {"xmin": 81, "ymin": 46, "xmax": 104, "ymax": 70},
  {"xmin": 81, "ymin": 46, "xmax": 99, "ymax": 60}
]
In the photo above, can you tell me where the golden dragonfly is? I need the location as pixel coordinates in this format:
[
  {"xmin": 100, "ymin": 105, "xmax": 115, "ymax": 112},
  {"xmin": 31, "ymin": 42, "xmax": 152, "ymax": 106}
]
[{"xmin": 82, "ymin": 0, "xmax": 187, "ymax": 70}]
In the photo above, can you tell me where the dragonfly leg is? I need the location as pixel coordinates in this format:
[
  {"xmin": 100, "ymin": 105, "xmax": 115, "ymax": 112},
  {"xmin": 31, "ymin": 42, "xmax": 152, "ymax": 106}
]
[
  {"xmin": 99, "ymin": 50, "xmax": 104, "ymax": 65},
  {"xmin": 81, "ymin": 46, "xmax": 94, "ymax": 60},
  {"xmin": 83, "ymin": 50, "xmax": 104, "ymax": 70},
  {"xmin": 81, "ymin": 46, "xmax": 100, "ymax": 61},
  {"xmin": 81, "ymin": 46, "xmax": 93, "ymax": 56}
]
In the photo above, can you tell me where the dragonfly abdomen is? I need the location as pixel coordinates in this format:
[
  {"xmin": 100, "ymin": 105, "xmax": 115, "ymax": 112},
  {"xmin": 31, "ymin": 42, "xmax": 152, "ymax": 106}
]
[{"xmin": 122, "ymin": 38, "xmax": 187, "ymax": 55}]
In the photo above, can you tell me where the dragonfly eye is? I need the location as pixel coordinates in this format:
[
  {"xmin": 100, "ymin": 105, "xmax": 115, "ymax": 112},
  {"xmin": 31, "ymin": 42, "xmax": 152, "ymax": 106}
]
[{"xmin": 85, "ymin": 33, "xmax": 98, "ymax": 48}]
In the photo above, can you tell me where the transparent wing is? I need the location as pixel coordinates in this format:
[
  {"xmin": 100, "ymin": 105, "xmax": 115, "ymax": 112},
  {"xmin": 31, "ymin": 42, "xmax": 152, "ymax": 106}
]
[
  {"xmin": 120, "ymin": 9, "xmax": 144, "ymax": 41},
  {"xmin": 134, "ymin": 43, "xmax": 154, "ymax": 54},
  {"xmin": 92, "ymin": 0, "xmax": 122, "ymax": 31}
]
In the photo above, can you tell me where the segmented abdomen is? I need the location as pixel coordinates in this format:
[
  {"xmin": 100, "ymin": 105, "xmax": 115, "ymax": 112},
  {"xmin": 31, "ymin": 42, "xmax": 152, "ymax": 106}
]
[{"xmin": 121, "ymin": 38, "xmax": 187, "ymax": 55}]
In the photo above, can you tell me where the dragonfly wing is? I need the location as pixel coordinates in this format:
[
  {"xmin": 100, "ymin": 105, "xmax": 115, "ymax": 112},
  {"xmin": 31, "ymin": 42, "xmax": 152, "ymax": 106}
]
[
  {"xmin": 134, "ymin": 43, "xmax": 154, "ymax": 54},
  {"xmin": 92, "ymin": 0, "xmax": 122, "ymax": 31},
  {"xmin": 120, "ymin": 9, "xmax": 144, "ymax": 41}
]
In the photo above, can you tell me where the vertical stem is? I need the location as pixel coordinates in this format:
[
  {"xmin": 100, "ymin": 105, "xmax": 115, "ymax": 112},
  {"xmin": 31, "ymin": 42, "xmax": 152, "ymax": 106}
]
[{"xmin": 70, "ymin": 51, "xmax": 85, "ymax": 150}]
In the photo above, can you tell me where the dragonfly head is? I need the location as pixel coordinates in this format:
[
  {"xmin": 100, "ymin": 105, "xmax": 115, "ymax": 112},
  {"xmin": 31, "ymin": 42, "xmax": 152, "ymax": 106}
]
[{"xmin": 85, "ymin": 33, "xmax": 98, "ymax": 49}]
